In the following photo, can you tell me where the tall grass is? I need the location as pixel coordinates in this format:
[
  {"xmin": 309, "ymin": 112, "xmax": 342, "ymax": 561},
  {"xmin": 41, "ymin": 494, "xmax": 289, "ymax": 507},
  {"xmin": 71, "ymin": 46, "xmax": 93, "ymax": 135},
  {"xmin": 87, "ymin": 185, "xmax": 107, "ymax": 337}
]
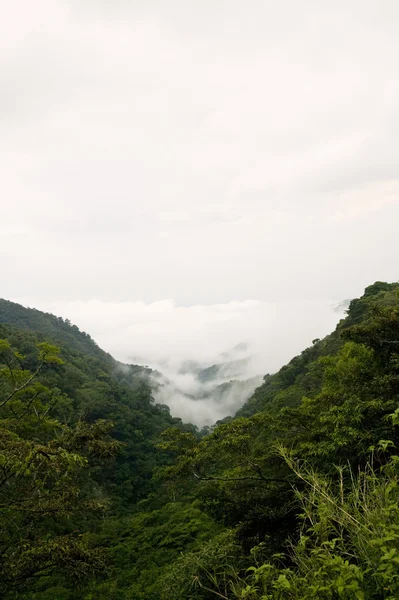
[{"xmin": 230, "ymin": 443, "xmax": 399, "ymax": 599}]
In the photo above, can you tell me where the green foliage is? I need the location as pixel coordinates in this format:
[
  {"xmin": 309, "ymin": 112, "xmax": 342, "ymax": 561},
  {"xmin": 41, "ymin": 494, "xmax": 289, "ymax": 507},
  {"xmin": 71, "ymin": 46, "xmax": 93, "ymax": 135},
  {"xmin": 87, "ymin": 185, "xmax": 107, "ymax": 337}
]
[
  {"xmin": 0, "ymin": 302, "xmax": 202, "ymax": 598},
  {"xmin": 158, "ymin": 530, "xmax": 243, "ymax": 600},
  {"xmin": 81, "ymin": 501, "xmax": 220, "ymax": 599},
  {"xmin": 0, "ymin": 298, "xmax": 105, "ymax": 359},
  {"xmin": 3, "ymin": 282, "xmax": 399, "ymax": 599},
  {"xmin": 230, "ymin": 448, "xmax": 399, "ymax": 599},
  {"xmin": 156, "ymin": 282, "xmax": 399, "ymax": 599},
  {"xmin": 0, "ymin": 339, "xmax": 118, "ymax": 597},
  {"xmin": 0, "ymin": 318, "xmax": 186, "ymax": 508}
]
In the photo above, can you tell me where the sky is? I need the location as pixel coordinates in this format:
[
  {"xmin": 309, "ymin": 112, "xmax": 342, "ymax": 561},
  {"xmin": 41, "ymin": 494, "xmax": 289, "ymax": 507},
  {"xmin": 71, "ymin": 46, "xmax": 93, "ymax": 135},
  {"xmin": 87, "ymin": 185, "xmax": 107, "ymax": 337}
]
[{"xmin": 1, "ymin": 0, "xmax": 399, "ymax": 419}]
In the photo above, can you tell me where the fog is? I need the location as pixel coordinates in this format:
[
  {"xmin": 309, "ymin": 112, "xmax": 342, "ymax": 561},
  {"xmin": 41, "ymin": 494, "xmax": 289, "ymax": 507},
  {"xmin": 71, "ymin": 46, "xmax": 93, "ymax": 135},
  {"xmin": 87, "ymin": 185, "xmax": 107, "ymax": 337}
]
[
  {"xmin": 2, "ymin": 1, "xmax": 399, "ymax": 421},
  {"xmin": 15, "ymin": 297, "xmax": 346, "ymax": 424}
]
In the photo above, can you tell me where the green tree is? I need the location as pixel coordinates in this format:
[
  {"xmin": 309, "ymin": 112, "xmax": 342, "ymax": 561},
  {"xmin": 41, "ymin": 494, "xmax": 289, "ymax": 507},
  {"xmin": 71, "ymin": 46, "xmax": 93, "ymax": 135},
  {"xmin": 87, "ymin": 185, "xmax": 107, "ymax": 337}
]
[{"xmin": 0, "ymin": 338, "xmax": 118, "ymax": 597}]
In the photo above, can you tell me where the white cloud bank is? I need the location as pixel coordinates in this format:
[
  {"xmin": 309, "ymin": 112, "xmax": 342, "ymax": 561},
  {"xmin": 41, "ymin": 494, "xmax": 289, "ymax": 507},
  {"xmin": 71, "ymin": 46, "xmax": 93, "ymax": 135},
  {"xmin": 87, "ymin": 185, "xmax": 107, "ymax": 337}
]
[
  {"xmin": 1, "ymin": 0, "xmax": 399, "ymax": 307},
  {"xmin": 18, "ymin": 298, "xmax": 340, "ymax": 369},
  {"xmin": 2, "ymin": 1, "xmax": 399, "ymax": 420},
  {"xmin": 13, "ymin": 296, "xmax": 345, "ymax": 424}
]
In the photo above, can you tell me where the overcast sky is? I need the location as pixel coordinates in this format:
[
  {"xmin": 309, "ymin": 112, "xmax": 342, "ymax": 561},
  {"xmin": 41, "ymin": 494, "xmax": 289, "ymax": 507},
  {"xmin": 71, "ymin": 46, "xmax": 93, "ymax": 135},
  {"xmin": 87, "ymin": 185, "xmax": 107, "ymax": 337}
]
[{"xmin": 1, "ymin": 1, "xmax": 399, "ymax": 404}]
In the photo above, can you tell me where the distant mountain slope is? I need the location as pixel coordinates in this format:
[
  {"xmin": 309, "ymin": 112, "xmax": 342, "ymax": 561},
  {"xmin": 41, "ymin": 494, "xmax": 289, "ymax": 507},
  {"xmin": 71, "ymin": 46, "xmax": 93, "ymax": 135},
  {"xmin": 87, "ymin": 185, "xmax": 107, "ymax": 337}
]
[
  {"xmin": 0, "ymin": 299, "xmax": 108, "ymax": 359},
  {"xmin": 197, "ymin": 358, "xmax": 250, "ymax": 383},
  {"xmin": 0, "ymin": 299, "xmax": 260, "ymax": 425},
  {"xmin": 237, "ymin": 281, "xmax": 399, "ymax": 417},
  {"xmin": 144, "ymin": 350, "xmax": 263, "ymax": 424},
  {"xmin": 0, "ymin": 298, "xmax": 155, "ymax": 383},
  {"xmin": 0, "ymin": 302, "xmax": 192, "ymax": 506}
]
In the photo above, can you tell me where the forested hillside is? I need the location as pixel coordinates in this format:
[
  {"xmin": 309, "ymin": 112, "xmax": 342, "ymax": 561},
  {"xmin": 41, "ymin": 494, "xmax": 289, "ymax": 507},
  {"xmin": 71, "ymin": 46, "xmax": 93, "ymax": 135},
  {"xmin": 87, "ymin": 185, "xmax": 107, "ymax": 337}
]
[
  {"xmin": 0, "ymin": 299, "xmax": 154, "ymax": 381},
  {"xmin": 2, "ymin": 282, "xmax": 399, "ymax": 598},
  {"xmin": 0, "ymin": 307, "xmax": 201, "ymax": 599}
]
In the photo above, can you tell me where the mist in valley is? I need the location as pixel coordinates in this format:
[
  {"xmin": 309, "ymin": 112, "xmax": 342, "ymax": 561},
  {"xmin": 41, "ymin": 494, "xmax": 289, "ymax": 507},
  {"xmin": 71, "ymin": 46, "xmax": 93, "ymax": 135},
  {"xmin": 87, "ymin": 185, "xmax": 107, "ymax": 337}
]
[{"xmin": 19, "ymin": 297, "xmax": 347, "ymax": 425}]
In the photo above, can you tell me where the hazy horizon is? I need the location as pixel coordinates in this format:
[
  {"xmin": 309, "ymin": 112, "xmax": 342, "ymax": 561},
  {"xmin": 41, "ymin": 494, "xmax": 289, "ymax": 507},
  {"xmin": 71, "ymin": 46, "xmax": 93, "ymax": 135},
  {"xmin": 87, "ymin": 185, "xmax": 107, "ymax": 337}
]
[
  {"xmin": 8, "ymin": 294, "xmax": 347, "ymax": 423},
  {"xmin": 2, "ymin": 1, "xmax": 399, "ymax": 421}
]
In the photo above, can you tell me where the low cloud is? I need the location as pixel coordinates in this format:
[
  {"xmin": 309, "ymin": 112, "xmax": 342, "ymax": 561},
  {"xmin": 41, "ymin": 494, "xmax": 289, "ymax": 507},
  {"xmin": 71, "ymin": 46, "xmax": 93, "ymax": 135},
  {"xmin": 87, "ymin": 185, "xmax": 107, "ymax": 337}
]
[
  {"xmin": 14, "ymin": 297, "xmax": 344, "ymax": 424},
  {"xmin": 2, "ymin": 1, "xmax": 399, "ymax": 421}
]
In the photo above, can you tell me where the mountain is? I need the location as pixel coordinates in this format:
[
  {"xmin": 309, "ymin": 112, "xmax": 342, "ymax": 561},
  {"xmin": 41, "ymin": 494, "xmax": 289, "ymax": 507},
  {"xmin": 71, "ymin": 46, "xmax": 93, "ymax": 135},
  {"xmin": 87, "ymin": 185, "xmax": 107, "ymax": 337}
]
[
  {"xmin": 143, "ymin": 351, "xmax": 263, "ymax": 425},
  {"xmin": 151, "ymin": 280, "xmax": 399, "ymax": 599},
  {"xmin": 0, "ymin": 298, "xmax": 107, "ymax": 359},
  {"xmin": 0, "ymin": 300, "xmax": 191, "ymax": 508},
  {"xmin": 0, "ymin": 300, "xmax": 261, "ymax": 424},
  {"xmin": 237, "ymin": 280, "xmax": 399, "ymax": 418},
  {"xmin": 0, "ymin": 298, "xmax": 155, "ymax": 384},
  {"xmin": 196, "ymin": 357, "xmax": 251, "ymax": 383},
  {"xmin": 2, "ymin": 281, "xmax": 399, "ymax": 599}
]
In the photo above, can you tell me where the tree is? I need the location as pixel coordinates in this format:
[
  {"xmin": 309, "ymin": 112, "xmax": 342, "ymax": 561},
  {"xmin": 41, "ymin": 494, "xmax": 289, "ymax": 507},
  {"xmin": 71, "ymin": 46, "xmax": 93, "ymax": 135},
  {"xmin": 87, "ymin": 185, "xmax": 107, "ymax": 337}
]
[{"xmin": 0, "ymin": 338, "xmax": 119, "ymax": 597}]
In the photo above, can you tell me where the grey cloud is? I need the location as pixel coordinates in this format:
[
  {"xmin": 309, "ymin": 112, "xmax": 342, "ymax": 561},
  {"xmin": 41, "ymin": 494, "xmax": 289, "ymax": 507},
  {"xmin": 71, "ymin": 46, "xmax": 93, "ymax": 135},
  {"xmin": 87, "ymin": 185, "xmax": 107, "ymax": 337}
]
[{"xmin": 1, "ymin": 1, "xmax": 399, "ymax": 419}]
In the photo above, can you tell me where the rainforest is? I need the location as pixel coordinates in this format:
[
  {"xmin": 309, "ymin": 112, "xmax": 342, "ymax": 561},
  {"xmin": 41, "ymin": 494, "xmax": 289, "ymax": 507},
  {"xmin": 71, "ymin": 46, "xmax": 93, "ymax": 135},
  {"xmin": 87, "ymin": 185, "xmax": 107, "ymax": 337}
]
[{"xmin": 1, "ymin": 281, "xmax": 399, "ymax": 599}]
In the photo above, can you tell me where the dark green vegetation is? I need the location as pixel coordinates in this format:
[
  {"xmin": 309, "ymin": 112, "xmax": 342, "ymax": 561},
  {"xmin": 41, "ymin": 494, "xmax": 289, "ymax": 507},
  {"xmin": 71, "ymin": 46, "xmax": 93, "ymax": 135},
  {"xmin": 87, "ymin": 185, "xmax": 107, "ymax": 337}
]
[{"xmin": 2, "ymin": 281, "xmax": 399, "ymax": 598}]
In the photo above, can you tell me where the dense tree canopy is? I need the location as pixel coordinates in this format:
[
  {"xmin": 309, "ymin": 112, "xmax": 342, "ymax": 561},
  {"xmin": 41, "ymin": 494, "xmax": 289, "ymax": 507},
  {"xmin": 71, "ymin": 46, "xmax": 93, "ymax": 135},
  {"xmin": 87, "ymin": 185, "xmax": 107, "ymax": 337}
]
[{"xmin": 1, "ymin": 282, "xmax": 399, "ymax": 598}]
